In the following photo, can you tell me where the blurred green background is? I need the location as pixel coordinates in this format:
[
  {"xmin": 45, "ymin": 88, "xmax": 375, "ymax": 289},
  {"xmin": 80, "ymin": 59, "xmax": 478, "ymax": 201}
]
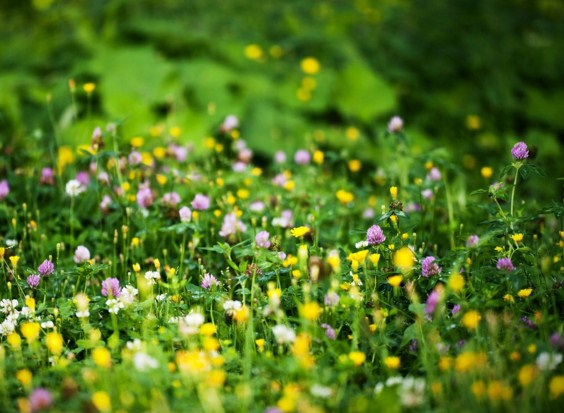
[{"xmin": 1, "ymin": 0, "xmax": 563, "ymax": 182}]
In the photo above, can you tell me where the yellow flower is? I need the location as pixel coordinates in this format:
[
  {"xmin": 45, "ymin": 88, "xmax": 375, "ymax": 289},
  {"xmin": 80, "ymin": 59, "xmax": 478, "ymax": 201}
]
[
  {"xmin": 132, "ymin": 263, "xmax": 141, "ymax": 273},
  {"xmin": 154, "ymin": 258, "xmax": 161, "ymax": 270},
  {"xmin": 346, "ymin": 127, "xmax": 359, "ymax": 141},
  {"xmin": 83, "ymin": 83, "xmax": 96, "ymax": 94},
  {"xmin": 518, "ymin": 364, "xmax": 538, "ymax": 386},
  {"xmin": 471, "ymin": 380, "xmax": 486, "ymax": 399},
  {"xmin": 481, "ymin": 166, "xmax": 493, "ymax": 179},
  {"xmin": 156, "ymin": 174, "xmax": 167, "ymax": 186},
  {"xmin": 234, "ymin": 305, "xmax": 249, "ymax": 324},
  {"xmin": 349, "ymin": 351, "xmax": 366, "ymax": 366},
  {"xmin": 9, "ymin": 256, "xmax": 20, "ymax": 267},
  {"xmin": 503, "ymin": 294, "xmax": 515, "ymax": 303},
  {"xmin": 393, "ymin": 247, "xmax": 415, "ymax": 274},
  {"xmin": 517, "ymin": 288, "xmax": 533, "ymax": 298},
  {"xmin": 0, "ymin": 247, "xmax": 4, "ymax": 258},
  {"xmin": 550, "ymin": 375, "xmax": 564, "ymax": 399},
  {"xmin": 206, "ymin": 370, "xmax": 227, "ymax": 387},
  {"xmin": 7, "ymin": 333, "xmax": 22, "ymax": 348},
  {"xmin": 348, "ymin": 159, "xmax": 362, "ymax": 172},
  {"xmin": 300, "ymin": 302, "xmax": 321, "ymax": 321},
  {"xmin": 461, "ymin": 310, "xmax": 481, "ymax": 330},
  {"xmin": 487, "ymin": 380, "xmax": 513, "ymax": 401},
  {"xmin": 237, "ymin": 189, "xmax": 250, "ymax": 199},
  {"xmin": 466, "ymin": 115, "xmax": 481, "ymax": 130},
  {"xmin": 300, "ymin": 57, "xmax": 320, "ymax": 74},
  {"xmin": 200, "ymin": 323, "xmax": 217, "ymax": 337},
  {"xmin": 45, "ymin": 332, "xmax": 64, "ymax": 355},
  {"xmin": 448, "ymin": 273, "xmax": 465, "ymax": 292},
  {"xmin": 347, "ymin": 250, "xmax": 369, "ymax": 264},
  {"xmin": 16, "ymin": 369, "xmax": 32, "ymax": 388},
  {"xmin": 455, "ymin": 351, "xmax": 487, "ymax": 372},
  {"xmin": 92, "ymin": 391, "xmax": 111, "ymax": 412},
  {"xmin": 313, "ymin": 150, "xmax": 324, "ymax": 165},
  {"xmin": 511, "ymin": 233, "xmax": 524, "ymax": 242},
  {"xmin": 20, "ymin": 322, "xmax": 41, "ymax": 342},
  {"xmin": 387, "ymin": 275, "xmax": 403, "ymax": 287},
  {"xmin": 327, "ymin": 254, "xmax": 340, "ymax": 271},
  {"xmin": 92, "ymin": 347, "xmax": 112, "ymax": 368},
  {"xmin": 25, "ymin": 297, "xmax": 36, "ymax": 311},
  {"xmin": 290, "ymin": 226, "xmax": 310, "ymax": 238},
  {"xmin": 438, "ymin": 356, "xmax": 452, "ymax": 371},
  {"xmin": 384, "ymin": 356, "xmax": 400, "ymax": 369},
  {"xmin": 255, "ymin": 339, "xmax": 265, "ymax": 352},
  {"xmin": 336, "ymin": 189, "xmax": 354, "ymax": 204},
  {"xmin": 244, "ymin": 44, "xmax": 263, "ymax": 60},
  {"xmin": 390, "ymin": 186, "xmax": 398, "ymax": 200},
  {"xmin": 369, "ymin": 253, "xmax": 381, "ymax": 266}
]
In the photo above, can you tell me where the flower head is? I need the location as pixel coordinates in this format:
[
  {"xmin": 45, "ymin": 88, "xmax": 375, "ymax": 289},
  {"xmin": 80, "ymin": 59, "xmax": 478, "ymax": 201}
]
[
  {"xmin": 255, "ymin": 231, "xmax": 271, "ymax": 249},
  {"xmin": 136, "ymin": 187, "xmax": 153, "ymax": 209},
  {"xmin": 511, "ymin": 141, "xmax": 529, "ymax": 160},
  {"xmin": 101, "ymin": 277, "xmax": 121, "ymax": 298},
  {"xmin": 294, "ymin": 150, "xmax": 311, "ymax": 165},
  {"xmin": 219, "ymin": 212, "xmax": 247, "ymax": 238},
  {"xmin": 191, "ymin": 194, "xmax": 210, "ymax": 211},
  {"xmin": 0, "ymin": 179, "xmax": 10, "ymax": 200},
  {"xmin": 466, "ymin": 235, "xmax": 479, "ymax": 248},
  {"xmin": 290, "ymin": 226, "xmax": 310, "ymax": 238},
  {"xmin": 201, "ymin": 273, "xmax": 220, "ymax": 289},
  {"xmin": 40, "ymin": 168, "xmax": 55, "ymax": 185},
  {"xmin": 388, "ymin": 116, "xmax": 404, "ymax": 133},
  {"xmin": 179, "ymin": 206, "xmax": 192, "ymax": 223},
  {"xmin": 38, "ymin": 259, "xmax": 54, "ymax": 276},
  {"xmin": 27, "ymin": 274, "xmax": 41, "ymax": 289},
  {"xmin": 73, "ymin": 245, "xmax": 91, "ymax": 264},
  {"xmin": 65, "ymin": 179, "xmax": 85, "ymax": 197},
  {"xmin": 496, "ymin": 257, "xmax": 514, "ymax": 272},
  {"xmin": 422, "ymin": 256, "xmax": 441, "ymax": 277},
  {"xmin": 162, "ymin": 192, "xmax": 181, "ymax": 207},
  {"xmin": 366, "ymin": 225, "xmax": 386, "ymax": 245},
  {"xmin": 29, "ymin": 388, "xmax": 53, "ymax": 412}
]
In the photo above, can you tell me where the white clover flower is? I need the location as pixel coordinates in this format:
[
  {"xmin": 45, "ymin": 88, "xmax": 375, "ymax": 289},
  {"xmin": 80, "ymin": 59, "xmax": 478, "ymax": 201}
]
[
  {"xmin": 272, "ymin": 324, "xmax": 296, "ymax": 344},
  {"xmin": 65, "ymin": 179, "xmax": 86, "ymax": 197},
  {"xmin": 120, "ymin": 285, "xmax": 139, "ymax": 306},
  {"xmin": 536, "ymin": 352, "xmax": 563, "ymax": 371},
  {"xmin": 106, "ymin": 298, "xmax": 124, "ymax": 314},
  {"xmin": 20, "ymin": 307, "xmax": 33, "ymax": 319},
  {"xmin": 179, "ymin": 311, "xmax": 205, "ymax": 336},
  {"xmin": 76, "ymin": 310, "xmax": 90, "ymax": 318},
  {"xmin": 41, "ymin": 321, "xmax": 55, "ymax": 329},
  {"xmin": 155, "ymin": 294, "xmax": 168, "ymax": 302},
  {"xmin": 355, "ymin": 240, "xmax": 369, "ymax": 249},
  {"xmin": 400, "ymin": 377, "xmax": 426, "ymax": 408},
  {"xmin": 310, "ymin": 384, "xmax": 333, "ymax": 398},
  {"xmin": 126, "ymin": 339, "xmax": 143, "ymax": 351},
  {"xmin": 223, "ymin": 300, "xmax": 242, "ymax": 316},
  {"xmin": 133, "ymin": 352, "xmax": 159, "ymax": 371},
  {"xmin": 144, "ymin": 271, "xmax": 161, "ymax": 286},
  {"xmin": 0, "ymin": 299, "xmax": 18, "ymax": 314}
]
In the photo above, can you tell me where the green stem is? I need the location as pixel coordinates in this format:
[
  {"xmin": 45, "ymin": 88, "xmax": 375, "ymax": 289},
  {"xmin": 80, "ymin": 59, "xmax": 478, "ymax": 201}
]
[{"xmin": 510, "ymin": 165, "xmax": 521, "ymax": 218}]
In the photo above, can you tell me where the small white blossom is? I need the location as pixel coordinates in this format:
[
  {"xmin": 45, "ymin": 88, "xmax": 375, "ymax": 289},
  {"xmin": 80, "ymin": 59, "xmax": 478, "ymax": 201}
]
[
  {"xmin": 65, "ymin": 179, "xmax": 86, "ymax": 197},
  {"xmin": 223, "ymin": 300, "xmax": 242, "ymax": 316},
  {"xmin": 536, "ymin": 352, "xmax": 563, "ymax": 371},
  {"xmin": 41, "ymin": 321, "xmax": 55, "ymax": 329},
  {"xmin": 310, "ymin": 384, "xmax": 333, "ymax": 398},
  {"xmin": 106, "ymin": 298, "xmax": 124, "ymax": 314},
  {"xmin": 272, "ymin": 324, "xmax": 296, "ymax": 344},
  {"xmin": 133, "ymin": 352, "xmax": 159, "ymax": 371},
  {"xmin": 144, "ymin": 271, "xmax": 161, "ymax": 286},
  {"xmin": 120, "ymin": 285, "xmax": 139, "ymax": 306}
]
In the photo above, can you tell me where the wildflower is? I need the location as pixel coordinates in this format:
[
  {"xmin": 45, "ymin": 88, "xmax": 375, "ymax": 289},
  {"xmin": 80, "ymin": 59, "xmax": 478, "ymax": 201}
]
[
  {"xmin": 400, "ymin": 377, "xmax": 426, "ymax": 408},
  {"xmin": 162, "ymin": 192, "xmax": 181, "ymax": 207},
  {"xmin": 201, "ymin": 273, "xmax": 220, "ymax": 289},
  {"xmin": 274, "ymin": 150, "xmax": 287, "ymax": 163},
  {"xmin": 425, "ymin": 290, "xmax": 441, "ymax": 316},
  {"xmin": 310, "ymin": 384, "xmax": 333, "ymax": 398},
  {"xmin": 45, "ymin": 332, "xmax": 63, "ymax": 355},
  {"xmin": 536, "ymin": 352, "xmax": 562, "ymax": 371},
  {"xmin": 294, "ymin": 149, "xmax": 311, "ymax": 165},
  {"xmin": 388, "ymin": 275, "xmax": 403, "ymax": 287},
  {"xmin": 40, "ymin": 168, "xmax": 55, "ymax": 185},
  {"xmin": 511, "ymin": 233, "xmax": 524, "ymax": 243},
  {"xmin": 101, "ymin": 277, "xmax": 121, "ymax": 297},
  {"xmin": 65, "ymin": 179, "xmax": 85, "ymax": 197},
  {"xmin": 313, "ymin": 150, "xmax": 324, "ymax": 164},
  {"xmin": 511, "ymin": 141, "xmax": 529, "ymax": 160},
  {"xmin": 16, "ymin": 369, "xmax": 32, "ymax": 388},
  {"xmin": 496, "ymin": 257, "xmax": 514, "ymax": 272},
  {"xmin": 324, "ymin": 292, "xmax": 340, "ymax": 307},
  {"xmin": 128, "ymin": 150, "xmax": 142, "ymax": 165},
  {"xmin": 336, "ymin": 189, "xmax": 354, "ymax": 204},
  {"xmin": 518, "ymin": 364, "xmax": 538, "ymax": 386},
  {"xmin": 426, "ymin": 167, "xmax": 441, "ymax": 181},
  {"xmin": 448, "ymin": 273, "xmax": 465, "ymax": 292},
  {"xmin": 144, "ymin": 271, "xmax": 161, "ymax": 286},
  {"xmin": 366, "ymin": 224, "xmax": 386, "ymax": 245},
  {"xmin": 462, "ymin": 310, "xmax": 481, "ymax": 330},
  {"xmin": 384, "ymin": 356, "xmax": 400, "ymax": 369},
  {"xmin": 349, "ymin": 351, "xmax": 366, "ymax": 366},
  {"xmin": 38, "ymin": 259, "xmax": 54, "ymax": 276},
  {"xmin": 133, "ymin": 352, "xmax": 159, "ymax": 371},
  {"xmin": 29, "ymin": 388, "xmax": 53, "ymax": 412},
  {"xmin": 300, "ymin": 57, "xmax": 320, "ymax": 74},
  {"xmin": 136, "ymin": 186, "xmax": 153, "ymax": 209},
  {"xmin": 320, "ymin": 323, "xmax": 336, "ymax": 340},
  {"xmin": 106, "ymin": 299, "xmax": 124, "ymax": 314},
  {"xmin": 27, "ymin": 274, "xmax": 40, "ymax": 289},
  {"xmin": 74, "ymin": 245, "xmax": 91, "ymax": 263},
  {"xmin": 550, "ymin": 376, "xmax": 564, "ymax": 399},
  {"xmin": 300, "ymin": 302, "xmax": 321, "ymax": 321},
  {"xmin": 249, "ymin": 201, "xmax": 265, "ymax": 212},
  {"xmin": 119, "ymin": 285, "xmax": 138, "ymax": 306},
  {"xmin": 100, "ymin": 195, "xmax": 112, "ymax": 213},
  {"xmin": 9, "ymin": 255, "xmax": 19, "ymax": 267},
  {"xmin": 466, "ymin": 234, "xmax": 479, "ymax": 247},
  {"xmin": 422, "ymin": 256, "xmax": 441, "ymax": 277},
  {"xmin": 393, "ymin": 247, "xmax": 415, "ymax": 273},
  {"xmin": 191, "ymin": 194, "xmax": 210, "ymax": 211},
  {"xmin": 388, "ymin": 116, "xmax": 404, "ymax": 133},
  {"xmin": 421, "ymin": 189, "xmax": 434, "ymax": 200},
  {"xmin": 251, "ymin": 230, "xmax": 271, "ymax": 249},
  {"xmin": 21, "ymin": 322, "xmax": 41, "ymax": 342},
  {"xmin": 517, "ymin": 288, "xmax": 533, "ymax": 298},
  {"xmin": 223, "ymin": 300, "xmax": 242, "ymax": 316},
  {"xmin": 74, "ymin": 293, "xmax": 90, "ymax": 318},
  {"xmin": 220, "ymin": 115, "xmax": 239, "ymax": 132},
  {"xmin": 272, "ymin": 325, "xmax": 296, "ymax": 344},
  {"xmin": 179, "ymin": 206, "xmax": 192, "ymax": 223},
  {"xmin": 233, "ymin": 305, "xmax": 249, "ymax": 323},
  {"xmin": 219, "ymin": 212, "xmax": 247, "ymax": 238},
  {"xmin": 290, "ymin": 226, "xmax": 310, "ymax": 238},
  {"xmin": 0, "ymin": 179, "xmax": 10, "ymax": 200},
  {"xmin": 92, "ymin": 391, "xmax": 112, "ymax": 412}
]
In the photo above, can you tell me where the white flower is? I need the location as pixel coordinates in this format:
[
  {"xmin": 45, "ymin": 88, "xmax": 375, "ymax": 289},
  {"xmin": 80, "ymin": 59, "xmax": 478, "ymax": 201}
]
[
  {"xmin": 65, "ymin": 179, "xmax": 86, "ymax": 197},
  {"xmin": 155, "ymin": 294, "xmax": 168, "ymax": 302},
  {"xmin": 106, "ymin": 298, "xmax": 124, "ymax": 314},
  {"xmin": 179, "ymin": 311, "xmax": 205, "ymax": 336},
  {"xmin": 536, "ymin": 352, "xmax": 563, "ymax": 371},
  {"xmin": 0, "ymin": 319, "xmax": 16, "ymax": 336},
  {"xmin": 20, "ymin": 307, "xmax": 33, "ymax": 319},
  {"xmin": 41, "ymin": 321, "xmax": 55, "ymax": 329},
  {"xmin": 126, "ymin": 339, "xmax": 143, "ymax": 351},
  {"xmin": 144, "ymin": 271, "xmax": 161, "ymax": 286},
  {"xmin": 1, "ymin": 299, "xmax": 19, "ymax": 314},
  {"xmin": 310, "ymin": 384, "xmax": 333, "ymax": 398},
  {"xmin": 223, "ymin": 300, "xmax": 242, "ymax": 316},
  {"xmin": 73, "ymin": 245, "xmax": 91, "ymax": 263},
  {"xmin": 133, "ymin": 352, "xmax": 159, "ymax": 371},
  {"xmin": 76, "ymin": 310, "xmax": 90, "ymax": 318},
  {"xmin": 120, "ymin": 285, "xmax": 139, "ymax": 306},
  {"xmin": 272, "ymin": 324, "xmax": 296, "ymax": 344},
  {"xmin": 355, "ymin": 240, "xmax": 369, "ymax": 249},
  {"xmin": 400, "ymin": 377, "xmax": 426, "ymax": 408}
]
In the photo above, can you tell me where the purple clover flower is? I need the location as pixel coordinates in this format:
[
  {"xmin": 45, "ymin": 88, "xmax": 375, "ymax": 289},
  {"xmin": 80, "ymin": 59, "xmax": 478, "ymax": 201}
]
[
  {"xmin": 27, "ymin": 274, "xmax": 41, "ymax": 289},
  {"xmin": 136, "ymin": 186, "xmax": 153, "ymax": 209},
  {"xmin": 101, "ymin": 277, "xmax": 121, "ymax": 297},
  {"xmin": 162, "ymin": 192, "xmax": 181, "ymax": 207},
  {"xmin": 191, "ymin": 194, "xmax": 210, "ymax": 211},
  {"xmin": 496, "ymin": 257, "xmax": 514, "ymax": 272},
  {"xmin": 38, "ymin": 259, "xmax": 54, "ymax": 276},
  {"xmin": 425, "ymin": 290, "xmax": 440, "ymax": 316},
  {"xmin": 321, "ymin": 323, "xmax": 336, "ymax": 340},
  {"xmin": 201, "ymin": 273, "xmax": 220, "ymax": 289},
  {"xmin": 294, "ymin": 150, "xmax": 311, "ymax": 165},
  {"xmin": 388, "ymin": 116, "xmax": 404, "ymax": 133},
  {"xmin": 366, "ymin": 224, "xmax": 386, "ymax": 245},
  {"xmin": 255, "ymin": 231, "xmax": 271, "ymax": 249},
  {"xmin": 452, "ymin": 304, "xmax": 461, "ymax": 315},
  {"xmin": 511, "ymin": 141, "xmax": 529, "ymax": 160},
  {"xmin": 179, "ymin": 206, "xmax": 192, "ymax": 223},
  {"xmin": 466, "ymin": 235, "xmax": 479, "ymax": 248},
  {"xmin": 0, "ymin": 179, "xmax": 9, "ymax": 200},
  {"xmin": 29, "ymin": 388, "xmax": 53, "ymax": 412},
  {"xmin": 40, "ymin": 168, "xmax": 55, "ymax": 185},
  {"xmin": 422, "ymin": 256, "xmax": 441, "ymax": 277}
]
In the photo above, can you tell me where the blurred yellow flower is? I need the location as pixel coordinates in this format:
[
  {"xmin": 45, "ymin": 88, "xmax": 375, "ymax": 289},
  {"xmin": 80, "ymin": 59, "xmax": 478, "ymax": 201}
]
[
  {"xmin": 481, "ymin": 166, "xmax": 493, "ymax": 179},
  {"xmin": 16, "ymin": 369, "xmax": 32, "ymax": 388},
  {"xmin": 393, "ymin": 247, "xmax": 415, "ymax": 274},
  {"xmin": 550, "ymin": 375, "xmax": 564, "ymax": 399},
  {"xmin": 448, "ymin": 273, "xmax": 465, "ymax": 292},
  {"xmin": 387, "ymin": 275, "xmax": 403, "ymax": 287},
  {"xmin": 348, "ymin": 159, "xmax": 362, "ymax": 172},
  {"xmin": 313, "ymin": 150, "xmax": 324, "ymax": 165},
  {"xmin": 92, "ymin": 347, "xmax": 112, "ymax": 368},
  {"xmin": 300, "ymin": 302, "xmax": 321, "ymax": 321},
  {"xmin": 234, "ymin": 305, "xmax": 249, "ymax": 324},
  {"xmin": 20, "ymin": 322, "xmax": 40, "ymax": 342},
  {"xmin": 199, "ymin": 323, "xmax": 217, "ymax": 337},
  {"xmin": 7, "ymin": 332, "xmax": 22, "ymax": 348},
  {"xmin": 518, "ymin": 364, "xmax": 538, "ymax": 386},
  {"xmin": 384, "ymin": 356, "xmax": 400, "ymax": 369},
  {"xmin": 349, "ymin": 351, "xmax": 366, "ymax": 366},
  {"xmin": 347, "ymin": 250, "xmax": 368, "ymax": 263},
  {"xmin": 346, "ymin": 127, "xmax": 359, "ymax": 141},
  {"xmin": 336, "ymin": 189, "xmax": 354, "ymax": 204},
  {"xmin": 45, "ymin": 332, "xmax": 64, "ymax": 355},
  {"xmin": 83, "ymin": 83, "xmax": 96, "ymax": 94},
  {"xmin": 390, "ymin": 186, "xmax": 398, "ymax": 200},
  {"xmin": 300, "ymin": 57, "xmax": 320, "ymax": 74},
  {"xmin": 466, "ymin": 115, "xmax": 481, "ymax": 130},
  {"xmin": 9, "ymin": 256, "xmax": 20, "ymax": 267},
  {"xmin": 517, "ymin": 288, "xmax": 532, "ymax": 298},
  {"xmin": 244, "ymin": 44, "xmax": 263, "ymax": 60},
  {"xmin": 461, "ymin": 310, "xmax": 481, "ymax": 330},
  {"xmin": 511, "ymin": 233, "xmax": 524, "ymax": 242},
  {"xmin": 92, "ymin": 391, "xmax": 111, "ymax": 412}
]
